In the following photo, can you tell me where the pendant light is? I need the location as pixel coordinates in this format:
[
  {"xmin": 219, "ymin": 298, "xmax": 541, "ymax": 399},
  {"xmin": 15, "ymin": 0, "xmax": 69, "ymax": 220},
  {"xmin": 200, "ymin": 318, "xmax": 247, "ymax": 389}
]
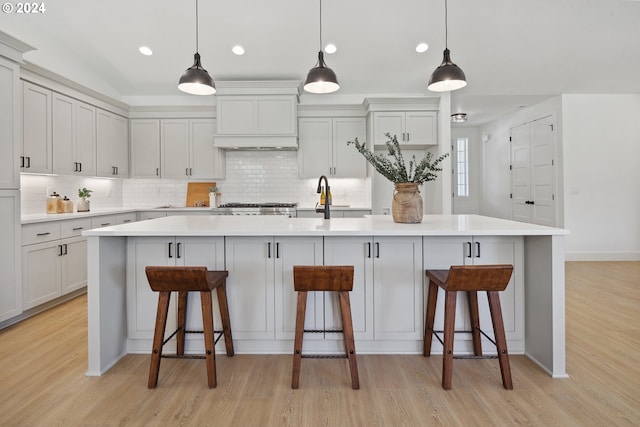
[
  {"xmin": 304, "ymin": 0, "xmax": 339, "ymax": 94},
  {"xmin": 428, "ymin": 0, "xmax": 467, "ymax": 92},
  {"xmin": 178, "ymin": 0, "xmax": 216, "ymax": 95}
]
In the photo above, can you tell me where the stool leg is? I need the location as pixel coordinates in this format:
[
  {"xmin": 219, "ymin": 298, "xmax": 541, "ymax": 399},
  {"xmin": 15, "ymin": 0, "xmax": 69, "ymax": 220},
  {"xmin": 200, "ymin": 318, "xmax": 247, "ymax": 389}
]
[
  {"xmin": 177, "ymin": 291, "xmax": 188, "ymax": 356},
  {"xmin": 338, "ymin": 291, "xmax": 360, "ymax": 390},
  {"xmin": 423, "ymin": 280, "xmax": 439, "ymax": 356},
  {"xmin": 149, "ymin": 291, "xmax": 171, "ymax": 389},
  {"xmin": 200, "ymin": 290, "xmax": 217, "ymax": 388},
  {"xmin": 467, "ymin": 291, "xmax": 482, "ymax": 357},
  {"xmin": 487, "ymin": 291, "xmax": 513, "ymax": 389},
  {"xmin": 442, "ymin": 290, "xmax": 457, "ymax": 390},
  {"xmin": 215, "ymin": 281, "xmax": 235, "ymax": 356},
  {"xmin": 291, "ymin": 291, "xmax": 307, "ymax": 389}
]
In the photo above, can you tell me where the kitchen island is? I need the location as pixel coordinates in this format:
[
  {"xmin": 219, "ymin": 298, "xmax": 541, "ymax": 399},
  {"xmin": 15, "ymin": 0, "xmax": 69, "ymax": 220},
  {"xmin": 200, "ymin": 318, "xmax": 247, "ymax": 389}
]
[{"xmin": 84, "ymin": 214, "xmax": 568, "ymax": 379}]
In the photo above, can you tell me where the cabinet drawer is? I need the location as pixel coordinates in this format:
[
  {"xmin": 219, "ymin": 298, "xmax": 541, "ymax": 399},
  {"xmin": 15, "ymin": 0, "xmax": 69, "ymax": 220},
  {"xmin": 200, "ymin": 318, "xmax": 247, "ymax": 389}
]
[
  {"xmin": 22, "ymin": 222, "xmax": 61, "ymax": 246},
  {"xmin": 60, "ymin": 218, "xmax": 92, "ymax": 239},
  {"xmin": 118, "ymin": 213, "xmax": 137, "ymax": 224},
  {"xmin": 91, "ymin": 215, "xmax": 117, "ymax": 229}
]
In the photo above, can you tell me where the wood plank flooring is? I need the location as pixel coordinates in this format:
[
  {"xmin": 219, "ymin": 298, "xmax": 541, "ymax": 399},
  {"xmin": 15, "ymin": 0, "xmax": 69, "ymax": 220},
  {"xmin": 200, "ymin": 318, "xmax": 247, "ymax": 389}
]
[{"xmin": 1, "ymin": 261, "xmax": 639, "ymax": 426}]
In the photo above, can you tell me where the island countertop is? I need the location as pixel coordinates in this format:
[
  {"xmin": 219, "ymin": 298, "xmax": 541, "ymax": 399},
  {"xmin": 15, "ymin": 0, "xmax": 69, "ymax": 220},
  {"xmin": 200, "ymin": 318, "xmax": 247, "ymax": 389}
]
[{"xmin": 83, "ymin": 214, "xmax": 568, "ymax": 237}]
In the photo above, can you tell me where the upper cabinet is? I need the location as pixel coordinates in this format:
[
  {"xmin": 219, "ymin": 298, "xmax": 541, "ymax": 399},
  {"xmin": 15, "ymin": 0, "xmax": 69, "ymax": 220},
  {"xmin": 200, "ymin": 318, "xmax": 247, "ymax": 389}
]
[
  {"xmin": 215, "ymin": 95, "xmax": 298, "ymax": 149},
  {"xmin": 0, "ymin": 56, "xmax": 21, "ymax": 188},
  {"xmin": 371, "ymin": 111, "xmax": 437, "ymax": 147},
  {"xmin": 96, "ymin": 109, "xmax": 129, "ymax": 178},
  {"xmin": 22, "ymin": 81, "xmax": 53, "ymax": 175},
  {"xmin": 298, "ymin": 117, "xmax": 367, "ymax": 179},
  {"xmin": 52, "ymin": 93, "xmax": 96, "ymax": 176},
  {"xmin": 131, "ymin": 118, "xmax": 225, "ymax": 180}
]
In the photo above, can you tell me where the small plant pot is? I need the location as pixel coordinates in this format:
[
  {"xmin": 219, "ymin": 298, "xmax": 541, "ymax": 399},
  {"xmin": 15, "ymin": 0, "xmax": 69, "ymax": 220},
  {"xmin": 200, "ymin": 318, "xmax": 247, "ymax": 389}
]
[
  {"xmin": 392, "ymin": 183, "xmax": 423, "ymax": 223},
  {"xmin": 77, "ymin": 199, "xmax": 90, "ymax": 212}
]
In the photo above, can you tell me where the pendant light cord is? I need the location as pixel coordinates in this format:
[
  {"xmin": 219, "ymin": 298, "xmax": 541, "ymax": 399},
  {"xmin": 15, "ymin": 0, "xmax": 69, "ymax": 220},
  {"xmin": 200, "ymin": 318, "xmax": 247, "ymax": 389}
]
[
  {"xmin": 195, "ymin": 0, "xmax": 199, "ymax": 53},
  {"xmin": 444, "ymin": 0, "xmax": 448, "ymax": 49},
  {"xmin": 318, "ymin": 0, "xmax": 323, "ymax": 51}
]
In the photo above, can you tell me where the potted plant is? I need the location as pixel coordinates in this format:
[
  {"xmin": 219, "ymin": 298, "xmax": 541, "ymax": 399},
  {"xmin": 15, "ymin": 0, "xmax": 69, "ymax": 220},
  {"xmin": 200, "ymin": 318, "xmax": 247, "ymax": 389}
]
[
  {"xmin": 347, "ymin": 133, "xmax": 448, "ymax": 223},
  {"xmin": 77, "ymin": 187, "xmax": 93, "ymax": 212}
]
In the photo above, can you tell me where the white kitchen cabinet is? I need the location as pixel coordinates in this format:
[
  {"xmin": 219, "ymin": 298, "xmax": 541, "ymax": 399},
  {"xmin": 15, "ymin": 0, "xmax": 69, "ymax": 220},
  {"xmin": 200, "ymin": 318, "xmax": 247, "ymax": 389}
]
[
  {"xmin": 52, "ymin": 93, "xmax": 96, "ymax": 176},
  {"xmin": 130, "ymin": 119, "xmax": 161, "ymax": 179},
  {"xmin": 161, "ymin": 119, "xmax": 225, "ymax": 180},
  {"xmin": 217, "ymin": 96, "xmax": 296, "ymax": 136},
  {"xmin": 90, "ymin": 213, "xmax": 137, "ymax": 229},
  {"xmin": 372, "ymin": 111, "xmax": 437, "ymax": 147},
  {"xmin": 372, "ymin": 236, "xmax": 423, "ymax": 340},
  {"xmin": 274, "ymin": 237, "xmax": 323, "ymax": 340},
  {"xmin": 298, "ymin": 117, "xmax": 366, "ymax": 178},
  {"xmin": 126, "ymin": 237, "xmax": 225, "ymax": 347},
  {"xmin": 224, "ymin": 236, "xmax": 275, "ymax": 340},
  {"xmin": 323, "ymin": 237, "xmax": 374, "ymax": 340},
  {"xmin": 0, "ymin": 191, "xmax": 21, "ymax": 322},
  {"xmin": 423, "ymin": 236, "xmax": 524, "ymax": 352},
  {"xmin": 0, "ymin": 57, "xmax": 21, "ymax": 188},
  {"xmin": 96, "ymin": 108, "xmax": 128, "ymax": 177},
  {"xmin": 21, "ymin": 218, "xmax": 91, "ymax": 309},
  {"xmin": 22, "ymin": 81, "xmax": 53, "ymax": 174}
]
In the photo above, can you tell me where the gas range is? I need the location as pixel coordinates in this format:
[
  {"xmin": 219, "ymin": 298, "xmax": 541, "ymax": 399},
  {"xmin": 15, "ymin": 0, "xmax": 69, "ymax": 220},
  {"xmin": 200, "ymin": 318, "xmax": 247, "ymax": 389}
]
[{"xmin": 211, "ymin": 202, "xmax": 297, "ymax": 217}]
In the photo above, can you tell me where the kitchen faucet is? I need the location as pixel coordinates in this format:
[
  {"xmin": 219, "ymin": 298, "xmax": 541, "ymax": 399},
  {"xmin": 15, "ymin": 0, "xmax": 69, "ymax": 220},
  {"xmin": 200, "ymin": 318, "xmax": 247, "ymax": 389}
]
[{"xmin": 315, "ymin": 175, "xmax": 330, "ymax": 219}]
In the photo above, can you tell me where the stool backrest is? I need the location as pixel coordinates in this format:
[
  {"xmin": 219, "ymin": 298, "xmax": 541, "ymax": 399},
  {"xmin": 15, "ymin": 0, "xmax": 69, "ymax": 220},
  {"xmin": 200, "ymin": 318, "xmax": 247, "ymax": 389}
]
[
  {"xmin": 145, "ymin": 266, "xmax": 211, "ymax": 292},
  {"xmin": 444, "ymin": 265, "xmax": 514, "ymax": 292},
  {"xmin": 293, "ymin": 266, "xmax": 354, "ymax": 292}
]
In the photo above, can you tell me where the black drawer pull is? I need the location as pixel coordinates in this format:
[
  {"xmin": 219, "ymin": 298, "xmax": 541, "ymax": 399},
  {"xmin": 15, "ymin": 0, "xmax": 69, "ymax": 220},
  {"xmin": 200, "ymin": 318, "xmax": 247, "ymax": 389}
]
[
  {"xmin": 36, "ymin": 232, "xmax": 51, "ymax": 236},
  {"xmin": 72, "ymin": 227, "xmax": 84, "ymax": 231}
]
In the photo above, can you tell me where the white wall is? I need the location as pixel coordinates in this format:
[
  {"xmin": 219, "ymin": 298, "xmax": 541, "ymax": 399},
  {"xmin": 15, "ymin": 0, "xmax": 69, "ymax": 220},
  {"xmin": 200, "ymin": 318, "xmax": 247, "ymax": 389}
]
[{"xmin": 561, "ymin": 94, "xmax": 640, "ymax": 260}]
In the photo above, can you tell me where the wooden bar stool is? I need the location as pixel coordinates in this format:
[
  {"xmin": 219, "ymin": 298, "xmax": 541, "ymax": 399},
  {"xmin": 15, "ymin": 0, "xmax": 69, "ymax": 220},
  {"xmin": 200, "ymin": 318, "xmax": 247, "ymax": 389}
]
[
  {"xmin": 292, "ymin": 265, "xmax": 359, "ymax": 390},
  {"xmin": 423, "ymin": 265, "xmax": 514, "ymax": 390},
  {"xmin": 145, "ymin": 266, "xmax": 234, "ymax": 389}
]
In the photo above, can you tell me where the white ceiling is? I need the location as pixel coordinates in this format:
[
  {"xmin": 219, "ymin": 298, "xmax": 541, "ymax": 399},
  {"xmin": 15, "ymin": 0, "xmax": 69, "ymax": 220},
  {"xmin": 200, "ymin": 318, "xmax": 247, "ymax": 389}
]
[{"xmin": 2, "ymin": 0, "xmax": 639, "ymax": 126}]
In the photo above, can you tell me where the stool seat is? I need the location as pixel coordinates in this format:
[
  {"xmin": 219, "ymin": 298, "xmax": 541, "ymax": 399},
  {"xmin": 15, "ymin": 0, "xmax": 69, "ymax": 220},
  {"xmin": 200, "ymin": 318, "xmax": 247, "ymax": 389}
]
[
  {"xmin": 292, "ymin": 265, "xmax": 359, "ymax": 389},
  {"xmin": 145, "ymin": 266, "xmax": 234, "ymax": 389},
  {"xmin": 424, "ymin": 264, "xmax": 514, "ymax": 390}
]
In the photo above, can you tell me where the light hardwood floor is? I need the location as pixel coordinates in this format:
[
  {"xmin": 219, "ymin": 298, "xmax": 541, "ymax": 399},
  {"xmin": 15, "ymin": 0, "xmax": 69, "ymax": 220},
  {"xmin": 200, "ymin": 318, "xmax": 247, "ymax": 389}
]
[{"xmin": 1, "ymin": 261, "xmax": 638, "ymax": 426}]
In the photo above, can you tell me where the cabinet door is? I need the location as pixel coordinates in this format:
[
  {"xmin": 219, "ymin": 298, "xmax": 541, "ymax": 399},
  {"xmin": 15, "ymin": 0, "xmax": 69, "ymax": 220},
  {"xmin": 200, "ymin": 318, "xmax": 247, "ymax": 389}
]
[
  {"xmin": 274, "ymin": 236, "xmax": 323, "ymax": 340},
  {"xmin": 216, "ymin": 97, "xmax": 255, "ymax": 135},
  {"xmin": 161, "ymin": 119, "xmax": 190, "ymax": 179},
  {"xmin": 256, "ymin": 97, "xmax": 296, "ymax": 135},
  {"xmin": 332, "ymin": 117, "xmax": 366, "ymax": 178},
  {"xmin": 0, "ymin": 191, "xmax": 20, "ymax": 322},
  {"xmin": 130, "ymin": 119, "xmax": 160, "ymax": 178},
  {"xmin": 75, "ymin": 101, "xmax": 96, "ymax": 176},
  {"xmin": 60, "ymin": 236, "xmax": 87, "ymax": 294},
  {"xmin": 96, "ymin": 109, "xmax": 116, "ymax": 177},
  {"xmin": 324, "ymin": 236, "xmax": 374, "ymax": 340},
  {"xmin": 52, "ymin": 93, "xmax": 75, "ymax": 175},
  {"xmin": 114, "ymin": 114, "xmax": 129, "ymax": 177},
  {"xmin": 190, "ymin": 119, "xmax": 225, "ymax": 179},
  {"xmin": 225, "ymin": 237, "xmax": 275, "ymax": 340},
  {"xmin": 22, "ymin": 81, "xmax": 52, "ymax": 174},
  {"xmin": 0, "ymin": 58, "xmax": 20, "ymax": 188},
  {"xmin": 126, "ymin": 237, "xmax": 175, "ymax": 339},
  {"xmin": 404, "ymin": 111, "xmax": 436, "ymax": 146},
  {"xmin": 373, "ymin": 236, "xmax": 423, "ymax": 340},
  {"xmin": 297, "ymin": 118, "xmax": 332, "ymax": 178},
  {"xmin": 22, "ymin": 241, "xmax": 61, "ymax": 309},
  {"xmin": 372, "ymin": 112, "xmax": 403, "ymax": 146}
]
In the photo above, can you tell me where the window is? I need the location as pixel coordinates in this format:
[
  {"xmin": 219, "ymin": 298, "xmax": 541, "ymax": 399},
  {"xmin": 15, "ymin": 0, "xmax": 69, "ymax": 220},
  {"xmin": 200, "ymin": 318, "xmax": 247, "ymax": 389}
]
[{"xmin": 456, "ymin": 138, "xmax": 469, "ymax": 197}]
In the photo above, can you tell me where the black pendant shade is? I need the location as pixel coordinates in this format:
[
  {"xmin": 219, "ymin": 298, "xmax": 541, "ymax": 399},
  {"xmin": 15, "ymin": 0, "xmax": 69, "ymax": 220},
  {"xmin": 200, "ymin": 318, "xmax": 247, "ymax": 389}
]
[
  {"xmin": 427, "ymin": 48, "xmax": 467, "ymax": 92},
  {"xmin": 178, "ymin": 52, "xmax": 216, "ymax": 95},
  {"xmin": 304, "ymin": 51, "xmax": 339, "ymax": 94}
]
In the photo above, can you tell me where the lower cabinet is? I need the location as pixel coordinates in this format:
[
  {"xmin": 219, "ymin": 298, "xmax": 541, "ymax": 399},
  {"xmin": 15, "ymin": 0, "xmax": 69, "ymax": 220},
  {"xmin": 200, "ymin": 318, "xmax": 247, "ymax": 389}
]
[
  {"xmin": 0, "ymin": 191, "xmax": 20, "ymax": 323},
  {"xmin": 21, "ymin": 218, "xmax": 91, "ymax": 309},
  {"xmin": 126, "ymin": 236, "xmax": 225, "ymax": 345}
]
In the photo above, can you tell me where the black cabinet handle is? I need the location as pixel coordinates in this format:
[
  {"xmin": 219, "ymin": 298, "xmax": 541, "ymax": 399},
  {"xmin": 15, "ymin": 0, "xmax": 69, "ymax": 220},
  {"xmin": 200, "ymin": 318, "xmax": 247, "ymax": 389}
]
[
  {"xmin": 26, "ymin": 156, "xmax": 31, "ymax": 168},
  {"xmin": 466, "ymin": 242, "xmax": 472, "ymax": 258},
  {"xmin": 63, "ymin": 243, "xmax": 68, "ymax": 255},
  {"xmin": 156, "ymin": 168, "xmax": 159, "ymax": 176},
  {"xmin": 267, "ymin": 242, "xmax": 272, "ymax": 258},
  {"xmin": 176, "ymin": 242, "xmax": 181, "ymax": 259},
  {"xmin": 37, "ymin": 232, "xmax": 51, "ymax": 236},
  {"xmin": 101, "ymin": 223, "xmax": 110, "ymax": 227},
  {"xmin": 20, "ymin": 156, "xmax": 24, "ymax": 168},
  {"xmin": 72, "ymin": 227, "xmax": 84, "ymax": 231},
  {"xmin": 375, "ymin": 242, "xmax": 380, "ymax": 258},
  {"xmin": 475, "ymin": 241, "xmax": 481, "ymax": 258},
  {"xmin": 58, "ymin": 244, "xmax": 63, "ymax": 256},
  {"xmin": 79, "ymin": 162, "xmax": 82, "ymax": 172},
  {"xmin": 367, "ymin": 242, "xmax": 371, "ymax": 258},
  {"xmin": 276, "ymin": 242, "xmax": 280, "ymax": 258},
  {"xmin": 168, "ymin": 242, "xmax": 173, "ymax": 258}
]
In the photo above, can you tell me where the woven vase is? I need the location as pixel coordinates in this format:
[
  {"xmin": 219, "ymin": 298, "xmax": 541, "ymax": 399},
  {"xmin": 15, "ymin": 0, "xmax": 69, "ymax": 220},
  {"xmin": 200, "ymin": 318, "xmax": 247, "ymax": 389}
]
[{"xmin": 391, "ymin": 183, "xmax": 423, "ymax": 223}]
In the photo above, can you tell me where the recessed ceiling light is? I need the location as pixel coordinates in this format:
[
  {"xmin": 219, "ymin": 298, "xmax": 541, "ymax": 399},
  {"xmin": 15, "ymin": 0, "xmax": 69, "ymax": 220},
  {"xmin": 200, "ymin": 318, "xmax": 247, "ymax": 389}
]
[
  {"xmin": 415, "ymin": 43, "xmax": 429, "ymax": 53},
  {"xmin": 324, "ymin": 43, "xmax": 337, "ymax": 54},
  {"xmin": 232, "ymin": 45, "xmax": 245, "ymax": 55},
  {"xmin": 139, "ymin": 46, "xmax": 153, "ymax": 56}
]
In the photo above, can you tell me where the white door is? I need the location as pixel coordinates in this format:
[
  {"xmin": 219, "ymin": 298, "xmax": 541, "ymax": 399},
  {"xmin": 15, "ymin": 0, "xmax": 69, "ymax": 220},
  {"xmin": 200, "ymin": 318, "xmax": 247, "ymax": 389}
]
[
  {"xmin": 530, "ymin": 116, "xmax": 556, "ymax": 226},
  {"xmin": 510, "ymin": 123, "xmax": 531, "ymax": 223}
]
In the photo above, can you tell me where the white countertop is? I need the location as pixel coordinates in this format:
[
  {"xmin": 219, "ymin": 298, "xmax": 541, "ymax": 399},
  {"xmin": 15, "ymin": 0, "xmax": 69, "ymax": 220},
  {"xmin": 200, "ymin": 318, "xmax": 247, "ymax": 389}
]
[
  {"xmin": 83, "ymin": 214, "xmax": 568, "ymax": 237},
  {"xmin": 21, "ymin": 207, "xmax": 140, "ymax": 224}
]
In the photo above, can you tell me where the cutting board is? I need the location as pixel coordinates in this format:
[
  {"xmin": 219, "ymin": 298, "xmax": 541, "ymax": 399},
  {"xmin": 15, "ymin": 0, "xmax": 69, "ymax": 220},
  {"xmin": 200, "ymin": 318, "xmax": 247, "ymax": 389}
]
[{"xmin": 186, "ymin": 182, "xmax": 216, "ymax": 207}]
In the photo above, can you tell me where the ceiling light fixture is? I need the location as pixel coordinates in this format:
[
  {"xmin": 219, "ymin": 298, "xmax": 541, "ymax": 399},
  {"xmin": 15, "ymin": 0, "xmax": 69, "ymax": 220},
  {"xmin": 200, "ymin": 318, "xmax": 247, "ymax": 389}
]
[
  {"xmin": 324, "ymin": 43, "xmax": 337, "ymax": 54},
  {"xmin": 451, "ymin": 113, "xmax": 467, "ymax": 123},
  {"xmin": 415, "ymin": 43, "xmax": 429, "ymax": 53},
  {"xmin": 428, "ymin": 0, "xmax": 467, "ymax": 92},
  {"xmin": 178, "ymin": 0, "xmax": 216, "ymax": 95},
  {"xmin": 232, "ymin": 45, "xmax": 245, "ymax": 55},
  {"xmin": 139, "ymin": 46, "xmax": 153, "ymax": 56},
  {"xmin": 304, "ymin": 0, "xmax": 339, "ymax": 94}
]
